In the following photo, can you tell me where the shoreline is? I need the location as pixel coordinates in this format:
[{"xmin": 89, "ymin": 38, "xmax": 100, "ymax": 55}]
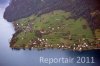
[{"xmin": 10, "ymin": 31, "xmax": 99, "ymax": 51}]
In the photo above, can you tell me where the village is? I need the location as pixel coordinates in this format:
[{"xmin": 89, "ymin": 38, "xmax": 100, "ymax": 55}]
[{"xmin": 10, "ymin": 10, "xmax": 100, "ymax": 51}]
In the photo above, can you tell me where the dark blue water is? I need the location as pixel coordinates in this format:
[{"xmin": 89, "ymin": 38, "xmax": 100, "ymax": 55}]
[{"xmin": 0, "ymin": 1, "xmax": 100, "ymax": 66}]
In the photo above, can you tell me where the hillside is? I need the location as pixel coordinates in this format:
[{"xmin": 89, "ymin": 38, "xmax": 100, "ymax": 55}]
[
  {"xmin": 3, "ymin": 0, "xmax": 100, "ymax": 51},
  {"xmin": 10, "ymin": 10, "xmax": 97, "ymax": 51}
]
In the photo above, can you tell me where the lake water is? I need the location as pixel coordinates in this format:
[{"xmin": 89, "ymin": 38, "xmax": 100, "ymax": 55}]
[{"xmin": 0, "ymin": 2, "xmax": 100, "ymax": 66}]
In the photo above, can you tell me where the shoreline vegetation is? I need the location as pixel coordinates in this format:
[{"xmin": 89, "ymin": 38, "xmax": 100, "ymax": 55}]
[{"xmin": 10, "ymin": 10, "xmax": 100, "ymax": 51}]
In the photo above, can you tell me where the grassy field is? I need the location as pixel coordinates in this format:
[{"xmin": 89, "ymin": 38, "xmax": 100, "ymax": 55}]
[{"xmin": 11, "ymin": 10, "xmax": 95, "ymax": 50}]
